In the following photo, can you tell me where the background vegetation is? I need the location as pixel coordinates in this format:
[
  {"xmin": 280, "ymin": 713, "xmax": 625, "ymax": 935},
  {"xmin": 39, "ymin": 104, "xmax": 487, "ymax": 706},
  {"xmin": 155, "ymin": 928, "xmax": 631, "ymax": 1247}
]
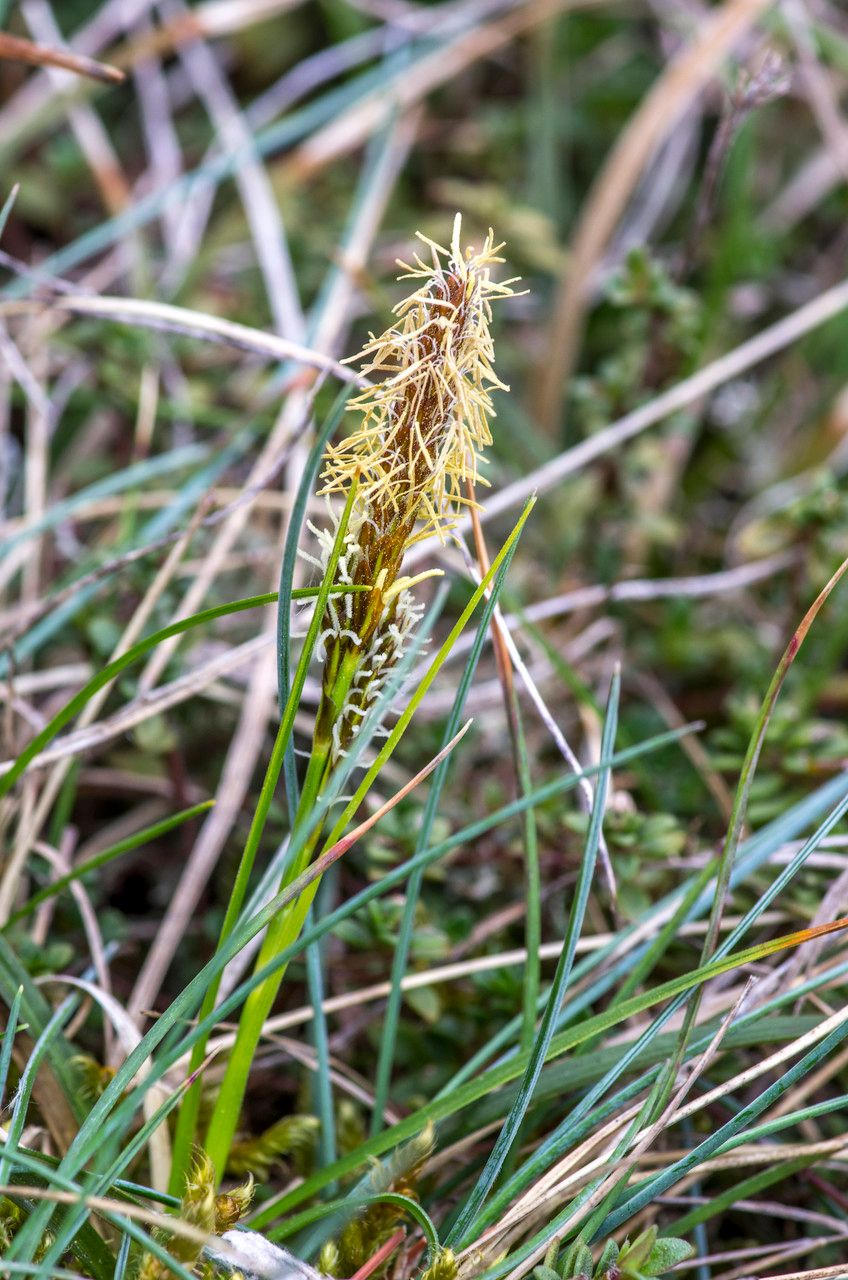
[{"xmin": 3, "ymin": 1, "xmax": 848, "ymax": 1277}]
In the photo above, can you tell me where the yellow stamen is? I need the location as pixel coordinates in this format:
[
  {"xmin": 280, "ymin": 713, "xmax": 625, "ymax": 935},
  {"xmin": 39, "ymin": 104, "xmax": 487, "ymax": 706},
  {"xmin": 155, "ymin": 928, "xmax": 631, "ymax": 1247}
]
[
  {"xmin": 319, "ymin": 214, "xmax": 515, "ymax": 540},
  {"xmin": 383, "ymin": 568, "xmax": 445, "ymax": 604}
]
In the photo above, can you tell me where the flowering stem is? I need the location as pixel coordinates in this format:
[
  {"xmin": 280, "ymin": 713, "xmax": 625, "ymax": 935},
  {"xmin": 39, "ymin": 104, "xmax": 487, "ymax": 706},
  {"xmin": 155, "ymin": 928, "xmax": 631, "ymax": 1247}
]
[
  {"xmin": 203, "ymin": 737, "xmax": 332, "ymax": 1179},
  {"xmin": 203, "ymin": 568, "xmax": 364, "ymax": 1182},
  {"xmin": 200, "ymin": 219, "xmax": 518, "ymax": 1184},
  {"xmin": 169, "ymin": 482, "xmax": 360, "ymax": 1193},
  {"xmin": 201, "ymin": 629, "xmax": 376, "ymax": 1177},
  {"xmin": 170, "ymin": 708, "xmax": 299, "ymax": 1195}
]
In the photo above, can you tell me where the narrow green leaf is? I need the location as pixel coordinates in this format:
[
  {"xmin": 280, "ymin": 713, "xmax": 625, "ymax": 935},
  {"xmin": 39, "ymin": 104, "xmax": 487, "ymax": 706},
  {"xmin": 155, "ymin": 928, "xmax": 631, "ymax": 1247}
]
[
  {"xmin": 254, "ymin": 913, "xmax": 848, "ymax": 1227},
  {"xmin": 0, "ymin": 593, "xmax": 276, "ymax": 800},
  {"xmin": 599, "ymin": 1011, "xmax": 848, "ymax": 1236},
  {"xmin": 446, "ymin": 669, "xmax": 620, "ymax": 1247},
  {"xmin": 0, "ymin": 936, "xmax": 84, "ymax": 1124},
  {"xmin": 369, "ymin": 513, "xmax": 527, "ymax": 1136},
  {"xmin": 4, "ymin": 802, "xmax": 214, "ymax": 928},
  {"xmin": 0, "ymin": 985, "xmax": 23, "ymax": 1107},
  {"xmin": 0, "ymin": 446, "xmax": 207, "ymax": 560},
  {"xmin": 0, "ymin": 585, "xmax": 357, "ymax": 801},
  {"xmin": 277, "ymin": 386, "xmax": 352, "ymax": 787},
  {"xmin": 22, "ymin": 725, "xmax": 698, "ymax": 1259},
  {"xmin": 0, "ymin": 995, "xmax": 78, "ymax": 1187},
  {"xmin": 200, "ymin": 477, "xmax": 360, "ymax": 1181}
]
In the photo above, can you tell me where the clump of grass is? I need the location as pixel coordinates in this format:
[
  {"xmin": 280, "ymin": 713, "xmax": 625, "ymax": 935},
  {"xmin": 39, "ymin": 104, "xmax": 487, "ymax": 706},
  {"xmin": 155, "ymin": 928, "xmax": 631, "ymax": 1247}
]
[{"xmin": 201, "ymin": 215, "xmax": 518, "ymax": 1181}]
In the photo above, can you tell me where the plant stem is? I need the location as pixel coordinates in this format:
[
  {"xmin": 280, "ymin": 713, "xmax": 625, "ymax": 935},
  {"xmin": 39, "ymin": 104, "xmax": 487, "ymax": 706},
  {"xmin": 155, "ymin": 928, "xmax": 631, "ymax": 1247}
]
[
  {"xmin": 203, "ymin": 646, "xmax": 361, "ymax": 1181},
  {"xmin": 203, "ymin": 745, "xmax": 330, "ymax": 1179},
  {"xmin": 169, "ymin": 486, "xmax": 361, "ymax": 1194},
  {"xmin": 169, "ymin": 712, "xmax": 295, "ymax": 1195}
]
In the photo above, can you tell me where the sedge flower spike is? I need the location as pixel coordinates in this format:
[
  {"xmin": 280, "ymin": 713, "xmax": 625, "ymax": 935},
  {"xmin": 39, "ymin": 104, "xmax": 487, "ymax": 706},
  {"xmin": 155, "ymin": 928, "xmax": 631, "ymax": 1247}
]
[
  {"xmin": 321, "ymin": 213, "xmax": 517, "ymax": 540},
  {"xmin": 310, "ymin": 215, "xmax": 516, "ymax": 759}
]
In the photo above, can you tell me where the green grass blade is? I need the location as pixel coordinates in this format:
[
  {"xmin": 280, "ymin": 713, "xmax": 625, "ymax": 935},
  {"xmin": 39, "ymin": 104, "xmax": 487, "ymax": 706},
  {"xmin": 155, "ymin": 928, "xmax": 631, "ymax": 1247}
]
[
  {"xmin": 474, "ymin": 1007, "xmax": 848, "ymax": 1280},
  {"xmin": 0, "ymin": 583, "xmax": 363, "ymax": 801},
  {"xmin": 322, "ymin": 498, "xmax": 536, "ymax": 855},
  {"xmin": 113, "ymin": 1233, "xmax": 132, "ymax": 1280},
  {"xmin": 0, "ymin": 445, "xmax": 207, "ymax": 560},
  {"xmin": 0, "ymin": 593, "xmax": 275, "ymax": 800},
  {"xmin": 4, "ymin": 802, "xmax": 213, "ymax": 928},
  {"xmin": 2, "ymin": 64, "xmax": 393, "ymax": 290},
  {"xmin": 199, "ymin": 477, "xmax": 360, "ymax": 1181},
  {"xmin": 477, "ymin": 779, "xmax": 848, "ymax": 1233},
  {"xmin": 274, "ymin": 391, "xmax": 351, "ymax": 1178},
  {"xmin": 253, "ymin": 913, "xmax": 848, "ymax": 1227},
  {"xmin": 0, "ymin": 1146, "xmax": 125, "ymax": 1279},
  {"xmin": 217, "ymin": 580, "xmax": 448, "ymax": 999},
  {"xmin": 658, "ymin": 558, "xmax": 848, "ymax": 1111},
  {"xmin": 14, "ymin": 1070, "xmax": 198, "ymax": 1271},
  {"xmin": 17, "ymin": 725, "xmax": 697, "ymax": 1257},
  {"xmin": 253, "ymin": 503, "xmax": 535, "ymax": 1211},
  {"xmin": 369, "ymin": 517, "xmax": 530, "ymax": 1137},
  {"xmin": 514, "ymin": 699, "xmax": 541, "ymax": 1055},
  {"xmin": 0, "ymin": 936, "xmax": 84, "ymax": 1125},
  {"xmin": 271, "ymin": 1191, "xmax": 440, "ymax": 1264},
  {"xmin": 670, "ymin": 1157, "xmax": 819, "ymax": 1236},
  {"xmin": 4, "ymin": 431, "xmax": 255, "ymax": 673},
  {"xmin": 446, "ymin": 668, "xmax": 620, "ymax": 1248},
  {"xmin": 169, "ymin": 475, "xmax": 360, "ymax": 1189},
  {"xmin": 276, "ymin": 386, "xmax": 352, "ymax": 788},
  {"xmin": 598, "ymin": 1010, "xmax": 848, "ymax": 1239},
  {"xmin": 217, "ymin": 501, "xmax": 534, "ymax": 1169},
  {"xmin": 0, "ymin": 995, "xmax": 78, "ymax": 1187},
  {"xmin": 0, "ymin": 985, "xmax": 23, "ymax": 1108},
  {"xmin": 306, "ymin": 900, "xmax": 336, "ymax": 1173}
]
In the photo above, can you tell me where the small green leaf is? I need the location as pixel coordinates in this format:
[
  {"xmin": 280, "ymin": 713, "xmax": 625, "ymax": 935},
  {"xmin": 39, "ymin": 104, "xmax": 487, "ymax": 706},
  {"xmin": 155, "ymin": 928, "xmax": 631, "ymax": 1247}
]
[
  {"xmin": 560, "ymin": 1243, "xmax": 593, "ymax": 1279},
  {"xmin": 644, "ymin": 1237, "xmax": 694, "ymax": 1275},
  {"xmin": 405, "ymin": 983, "xmax": 442, "ymax": 1024},
  {"xmin": 619, "ymin": 1227, "xmax": 656, "ymax": 1271},
  {"xmin": 595, "ymin": 1240, "xmax": 618, "ymax": 1274}
]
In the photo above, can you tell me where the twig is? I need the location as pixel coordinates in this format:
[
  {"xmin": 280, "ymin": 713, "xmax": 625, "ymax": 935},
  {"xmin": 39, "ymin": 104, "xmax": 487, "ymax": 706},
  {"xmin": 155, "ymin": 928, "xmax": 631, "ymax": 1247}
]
[
  {"xmin": 0, "ymin": 295, "xmax": 365, "ymax": 386},
  {"xmin": 0, "ymin": 30, "xmax": 124, "ymax": 84}
]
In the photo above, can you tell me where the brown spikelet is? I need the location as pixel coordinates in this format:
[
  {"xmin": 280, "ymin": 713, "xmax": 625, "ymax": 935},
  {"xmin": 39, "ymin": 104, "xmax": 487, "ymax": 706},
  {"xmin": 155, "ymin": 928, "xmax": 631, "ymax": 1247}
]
[{"xmin": 215, "ymin": 1175, "xmax": 254, "ymax": 1232}]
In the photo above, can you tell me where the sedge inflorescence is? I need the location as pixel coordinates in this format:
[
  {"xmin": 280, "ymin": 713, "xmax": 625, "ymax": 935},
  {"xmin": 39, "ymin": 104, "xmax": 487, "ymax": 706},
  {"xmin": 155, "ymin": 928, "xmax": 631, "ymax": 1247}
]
[
  {"xmin": 308, "ymin": 215, "xmax": 515, "ymax": 761},
  {"xmin": 137, "ymin": 1151, "xmax": 253, "ymax": 1279}
]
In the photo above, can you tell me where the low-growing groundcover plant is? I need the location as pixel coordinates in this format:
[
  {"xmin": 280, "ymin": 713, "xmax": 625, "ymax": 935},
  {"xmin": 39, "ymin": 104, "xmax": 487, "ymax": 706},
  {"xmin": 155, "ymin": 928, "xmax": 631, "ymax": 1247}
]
[{"xmin": 5, "ymin": 220, "xmax": 848, "ymax": 1279}]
